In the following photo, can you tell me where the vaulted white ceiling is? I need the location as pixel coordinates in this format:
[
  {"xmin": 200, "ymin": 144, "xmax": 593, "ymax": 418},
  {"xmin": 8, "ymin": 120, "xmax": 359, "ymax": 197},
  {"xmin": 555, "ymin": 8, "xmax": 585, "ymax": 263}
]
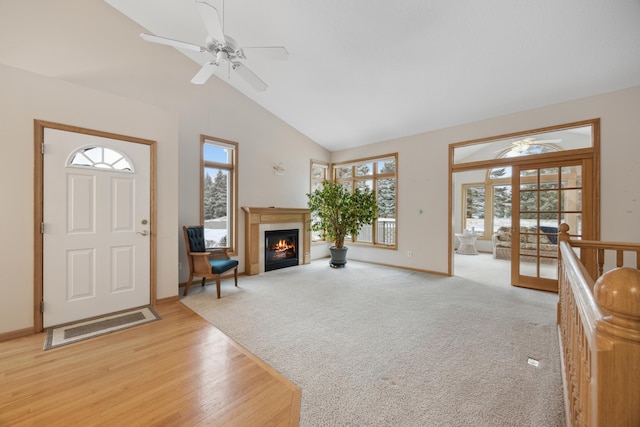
[
  {"xmin": 104, "ymin": 0, "xmax": 640, "ymax": 151},
  {"xmin": 2, "ymin": 0, "xmax": 640, "ymax": 152}
]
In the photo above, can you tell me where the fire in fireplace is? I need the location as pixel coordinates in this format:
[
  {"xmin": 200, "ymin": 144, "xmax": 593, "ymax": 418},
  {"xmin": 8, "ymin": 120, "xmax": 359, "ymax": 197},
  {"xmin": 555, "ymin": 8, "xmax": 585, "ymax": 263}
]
[{"xmin": 265, "ymin": 229, "xmax": 299, "ymax": 272}]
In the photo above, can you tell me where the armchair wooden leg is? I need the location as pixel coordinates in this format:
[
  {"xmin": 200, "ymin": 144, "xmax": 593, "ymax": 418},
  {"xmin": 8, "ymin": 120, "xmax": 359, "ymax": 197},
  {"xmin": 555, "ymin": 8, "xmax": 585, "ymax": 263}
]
[
  {"xmin": 215, "ymin": 276, "xmax": 221, "ymax": 299},
  {"xmin": 234, "ymin": 267, "xmax": 238, "ymax": 287},
  {"xmin": 184, "ymin": 274, "xmax": 193, "ymax": 296}
]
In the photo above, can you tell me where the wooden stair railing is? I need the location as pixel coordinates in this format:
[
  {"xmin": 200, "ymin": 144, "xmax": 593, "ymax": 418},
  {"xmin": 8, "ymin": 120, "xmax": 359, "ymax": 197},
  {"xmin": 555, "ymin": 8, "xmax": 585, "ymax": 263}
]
[
  {"xmin": 557, "ymin": 224, "xmax": 640, "ymax": 426},
  {"xmin": 558, "ymin": 223, "xmax": 640, "ymax": 281}
]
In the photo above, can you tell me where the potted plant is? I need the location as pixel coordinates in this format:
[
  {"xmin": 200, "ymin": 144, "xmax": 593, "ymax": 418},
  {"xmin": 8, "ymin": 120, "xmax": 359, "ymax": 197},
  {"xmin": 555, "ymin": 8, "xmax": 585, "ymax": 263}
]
[{"xmin": 307, "ymin": 180, "xmax": 378, "ymax": 267}]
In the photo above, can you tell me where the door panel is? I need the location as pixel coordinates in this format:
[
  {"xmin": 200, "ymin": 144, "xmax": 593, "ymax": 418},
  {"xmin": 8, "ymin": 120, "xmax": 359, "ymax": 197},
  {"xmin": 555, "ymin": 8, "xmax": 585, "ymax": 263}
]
[
  {"xmin": 43, "ymin": 128, "xmax": 150, "ymax": 327},
  {"xmin": 68, "ymin": 174, "xmax": 96, "ymax": 233},
  {"xmin": 113, "ymin": 177, "xmax": 135, "ymax": 231},
  {"xmin": 512, "ymin": 162, "xmax": 585, "ymax": 291},
  {"xmin": 67, "ymin": 249, "xmax": 95, "ymax": 300}
]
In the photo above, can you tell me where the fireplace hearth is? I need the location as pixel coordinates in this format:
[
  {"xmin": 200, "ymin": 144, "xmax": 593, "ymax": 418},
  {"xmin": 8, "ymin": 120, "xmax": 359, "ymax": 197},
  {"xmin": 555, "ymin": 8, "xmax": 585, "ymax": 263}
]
[{"xmin": 265, "ymin": 229, "xmax": 299, "ymax": 272}]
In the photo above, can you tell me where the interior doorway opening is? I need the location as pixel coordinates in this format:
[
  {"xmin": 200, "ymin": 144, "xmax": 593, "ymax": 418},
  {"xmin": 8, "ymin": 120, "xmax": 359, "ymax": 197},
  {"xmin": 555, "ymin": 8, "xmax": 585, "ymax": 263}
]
[
  {"xmin": 449, "ymin": 119, "xmax": 599, "ymax": 292},
  {"xmin": 453, "ymin": 167, "xmax": 512, "ymax": 288}
]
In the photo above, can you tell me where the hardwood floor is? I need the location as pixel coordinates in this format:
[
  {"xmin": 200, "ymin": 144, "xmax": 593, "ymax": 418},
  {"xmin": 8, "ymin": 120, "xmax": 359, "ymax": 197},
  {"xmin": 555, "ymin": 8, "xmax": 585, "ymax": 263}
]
[{"xmin": 0, "ymin": 302, "xmax": 300, "ymax": 426}]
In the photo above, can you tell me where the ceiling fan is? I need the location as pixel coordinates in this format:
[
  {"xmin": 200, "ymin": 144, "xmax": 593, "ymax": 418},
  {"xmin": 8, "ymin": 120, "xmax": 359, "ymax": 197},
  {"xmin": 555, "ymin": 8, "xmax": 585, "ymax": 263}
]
[{"xmin": 139, "ymin": 0, "xmax": 288, "ymax": 91}]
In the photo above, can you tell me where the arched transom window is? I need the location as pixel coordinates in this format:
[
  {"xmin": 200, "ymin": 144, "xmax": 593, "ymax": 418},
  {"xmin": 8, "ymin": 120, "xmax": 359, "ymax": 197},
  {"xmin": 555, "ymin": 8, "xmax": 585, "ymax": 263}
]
[{"xmin": 68, "ymin": 146, "xmax": 133, "ymax": 172}]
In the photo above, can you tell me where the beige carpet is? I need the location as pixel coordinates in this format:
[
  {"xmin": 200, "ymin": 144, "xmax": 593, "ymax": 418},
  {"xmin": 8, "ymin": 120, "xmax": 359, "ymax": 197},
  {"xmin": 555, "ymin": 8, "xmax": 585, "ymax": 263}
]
[{"xmin": 182, "ymin": 260, "xmax": 565, "ymax": 426}]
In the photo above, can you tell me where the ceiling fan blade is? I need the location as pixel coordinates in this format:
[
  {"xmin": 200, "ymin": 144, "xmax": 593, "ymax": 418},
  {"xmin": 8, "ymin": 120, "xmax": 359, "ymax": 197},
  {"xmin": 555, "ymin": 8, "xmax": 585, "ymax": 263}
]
[
  {"xmin": 140, "ymin": 33, "xmax": 206, "ymax": 53},
  {"xmin": 241, "ymin": 46, "xmax": 289, "ymax": 60},
  {"xmin": 195, "ymin": 1, "xmax": 226, "ymax": 44},
  {"xmin": 232, "ymin": 62, "xmax": 267, "ymax": 92},
  {"xmin": 191, "ymin": 61, "xmax": 219, "ymax": 84}
]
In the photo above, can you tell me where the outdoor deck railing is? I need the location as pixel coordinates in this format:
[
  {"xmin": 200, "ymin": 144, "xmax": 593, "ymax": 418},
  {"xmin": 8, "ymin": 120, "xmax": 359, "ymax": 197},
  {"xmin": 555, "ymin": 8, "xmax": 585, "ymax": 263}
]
[{"xmin": 355, "ymin": 219, "xmax": 396, "ymax": 245}]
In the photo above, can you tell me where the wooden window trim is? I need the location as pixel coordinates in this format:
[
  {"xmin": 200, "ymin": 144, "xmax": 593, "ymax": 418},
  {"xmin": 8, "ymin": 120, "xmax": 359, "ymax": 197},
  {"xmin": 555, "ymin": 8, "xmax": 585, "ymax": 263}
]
[
  {"xmin": 310, "ymin": 159, "xmax": 329, "ymax": 243},
  {"xmin": 201, "ymin": 135, "xmax": 238, "ymax": 256}
]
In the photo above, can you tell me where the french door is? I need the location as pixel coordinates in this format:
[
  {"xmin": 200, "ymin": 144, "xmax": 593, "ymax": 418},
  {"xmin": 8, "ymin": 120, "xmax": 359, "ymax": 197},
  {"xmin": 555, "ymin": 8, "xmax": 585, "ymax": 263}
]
[{"xmin": 511, "ymin": 161, "xmax": 589, "ymax": 292}]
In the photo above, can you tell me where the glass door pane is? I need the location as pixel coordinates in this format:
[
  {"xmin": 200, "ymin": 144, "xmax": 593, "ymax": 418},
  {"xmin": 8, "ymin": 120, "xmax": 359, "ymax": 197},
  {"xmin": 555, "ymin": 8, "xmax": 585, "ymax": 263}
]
[
  {"xmin": 492, "ymin": 184, "xmax": 512, "ymax": 242},
  {"xmin": 512, "ymin": 163, "xmax": 582, "ymax": 291}
]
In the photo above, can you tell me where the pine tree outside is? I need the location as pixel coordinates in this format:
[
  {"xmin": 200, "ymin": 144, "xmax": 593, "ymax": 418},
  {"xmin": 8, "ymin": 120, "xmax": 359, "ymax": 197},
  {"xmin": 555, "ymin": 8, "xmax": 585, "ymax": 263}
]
[
  {"xmin": 203, "ymin": 168, "xmax": 229, "ymax": 248},
  {"xmin": 202, "ymin": 137, "xmax": 237, "ymax": 250}
]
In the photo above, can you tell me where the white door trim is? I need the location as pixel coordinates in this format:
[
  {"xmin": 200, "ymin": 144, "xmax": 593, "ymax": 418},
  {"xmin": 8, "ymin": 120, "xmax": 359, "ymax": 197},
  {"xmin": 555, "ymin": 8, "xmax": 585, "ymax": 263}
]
[{"xmin": 34, "ymin": 120, "xmax": 157, "ymax": 332}]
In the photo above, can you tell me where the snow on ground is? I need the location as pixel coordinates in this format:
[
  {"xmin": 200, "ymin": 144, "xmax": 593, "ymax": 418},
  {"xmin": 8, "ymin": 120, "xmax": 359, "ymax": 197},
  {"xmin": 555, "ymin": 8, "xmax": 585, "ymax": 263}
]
[{"xmin": 204, "ymin": 229, "xmax": 227, "ymax": 247}]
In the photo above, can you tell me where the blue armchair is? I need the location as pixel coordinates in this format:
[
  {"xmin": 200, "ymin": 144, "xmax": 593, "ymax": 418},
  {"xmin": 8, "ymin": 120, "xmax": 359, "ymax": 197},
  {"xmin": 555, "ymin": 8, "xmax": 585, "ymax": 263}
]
[{"xmin": 182, "ymin": 225, "xmax": 239, "ymax": 298}]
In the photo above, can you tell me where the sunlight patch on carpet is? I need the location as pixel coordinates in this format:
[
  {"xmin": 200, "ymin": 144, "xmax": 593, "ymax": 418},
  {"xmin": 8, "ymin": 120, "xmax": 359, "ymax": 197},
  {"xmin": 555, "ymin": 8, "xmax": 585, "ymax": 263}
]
[{"xmin": 43, "ymin": 306, "xmax": 160, "ymax": 350}]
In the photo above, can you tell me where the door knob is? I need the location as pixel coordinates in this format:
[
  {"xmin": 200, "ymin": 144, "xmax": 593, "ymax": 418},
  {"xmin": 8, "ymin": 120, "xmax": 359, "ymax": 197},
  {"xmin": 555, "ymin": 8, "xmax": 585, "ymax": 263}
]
[{"xmin": 137, "ymin": 230, "xmax": 149, "ymax": 236}]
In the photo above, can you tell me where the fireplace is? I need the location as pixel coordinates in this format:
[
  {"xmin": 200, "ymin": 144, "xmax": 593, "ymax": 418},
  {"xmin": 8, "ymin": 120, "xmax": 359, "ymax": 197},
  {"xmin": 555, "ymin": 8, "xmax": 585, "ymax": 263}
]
[
  {"xmin": 265, "ymin": 229, "xmax": 299, "ymax": 272},
  {"xmin": 242, "ymin": 207, "xmax": 310, "ymax": 275}
]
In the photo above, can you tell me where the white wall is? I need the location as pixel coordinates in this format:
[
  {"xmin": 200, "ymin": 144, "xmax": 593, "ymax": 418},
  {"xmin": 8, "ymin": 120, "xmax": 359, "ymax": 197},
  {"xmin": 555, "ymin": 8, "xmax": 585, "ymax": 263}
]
[
  {"xmin": 330, "ymin": 86, "xmax": 640, "ymax": 274},
  {"xmin": 0, "ymin": 64, "xmax": 180, "ymax": 334}
]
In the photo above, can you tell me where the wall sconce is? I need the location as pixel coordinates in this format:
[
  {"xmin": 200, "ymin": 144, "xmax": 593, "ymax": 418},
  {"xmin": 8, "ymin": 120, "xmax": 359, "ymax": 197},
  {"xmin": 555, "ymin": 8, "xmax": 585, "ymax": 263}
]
[{"xmin": 273, "ymin": 162, "xmax": 286, "ymax": 176}]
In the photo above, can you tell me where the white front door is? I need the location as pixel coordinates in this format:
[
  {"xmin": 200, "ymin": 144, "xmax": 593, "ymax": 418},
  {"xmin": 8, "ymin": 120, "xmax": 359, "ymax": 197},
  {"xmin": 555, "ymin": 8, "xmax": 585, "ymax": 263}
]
[{"xmin": 43, "ymin": 128, "xmax": 151, "ymax": 327}]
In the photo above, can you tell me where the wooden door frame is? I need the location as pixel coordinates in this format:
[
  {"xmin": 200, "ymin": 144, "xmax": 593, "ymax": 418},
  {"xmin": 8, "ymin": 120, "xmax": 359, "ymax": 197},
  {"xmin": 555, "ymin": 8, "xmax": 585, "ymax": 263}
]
[
  {"xmin": 448, "ymin": 118, "xmax": 600, "ymax": 282},
  {"xmin": 33, "ymin": 120, "xmax": 157, "ymax": 332}
]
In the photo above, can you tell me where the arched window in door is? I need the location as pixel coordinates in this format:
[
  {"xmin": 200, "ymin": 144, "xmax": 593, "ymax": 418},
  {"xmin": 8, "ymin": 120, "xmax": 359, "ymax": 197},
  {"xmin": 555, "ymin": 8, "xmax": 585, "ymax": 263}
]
[{"xmin": 67, "ymin": 146, "xmax": 133, "ymax": 172}]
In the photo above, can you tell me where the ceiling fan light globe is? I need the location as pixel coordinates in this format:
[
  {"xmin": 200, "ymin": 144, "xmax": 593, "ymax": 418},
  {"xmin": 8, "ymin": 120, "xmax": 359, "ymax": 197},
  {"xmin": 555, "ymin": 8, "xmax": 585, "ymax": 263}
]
[{"xmin": 216, "ymin": 50, "xmax": 229, "ymax": 64}]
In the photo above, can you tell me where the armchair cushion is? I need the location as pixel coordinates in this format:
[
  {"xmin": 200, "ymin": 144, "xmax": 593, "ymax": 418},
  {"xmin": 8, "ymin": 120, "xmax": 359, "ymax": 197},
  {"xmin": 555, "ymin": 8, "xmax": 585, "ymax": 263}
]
[
  {"xmin": 185, "ymin": 226, "xmax": 207, "ymax": 252},
  {"xmin": 496, "ymin": 229, "xmax": 511, "ymax": 241},
  {"xmin": 210, "ymin": 258, "xmax": 239, "ymax": 274}
]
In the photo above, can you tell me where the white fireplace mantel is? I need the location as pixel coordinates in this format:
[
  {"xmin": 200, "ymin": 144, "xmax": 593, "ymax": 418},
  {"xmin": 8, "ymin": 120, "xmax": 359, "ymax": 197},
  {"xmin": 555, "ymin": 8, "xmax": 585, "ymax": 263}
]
[{"xmin": 242, "ymin": 207, "xmax": 311, "ymax": 275}]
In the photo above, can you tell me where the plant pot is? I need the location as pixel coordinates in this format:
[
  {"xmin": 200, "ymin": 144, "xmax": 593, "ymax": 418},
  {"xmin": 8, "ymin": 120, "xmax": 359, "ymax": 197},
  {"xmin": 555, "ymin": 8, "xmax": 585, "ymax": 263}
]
[{"xmin": 329, "ymin": 246, "xmax": 348, "ymax": 268}]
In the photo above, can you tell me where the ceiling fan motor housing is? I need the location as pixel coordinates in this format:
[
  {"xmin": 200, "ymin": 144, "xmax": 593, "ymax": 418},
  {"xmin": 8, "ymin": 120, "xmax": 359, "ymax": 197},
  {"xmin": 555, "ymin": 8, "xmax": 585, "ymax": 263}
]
[{"xmin": 208, "ymin": 37, "xmax": 243, "ymax": 64}]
